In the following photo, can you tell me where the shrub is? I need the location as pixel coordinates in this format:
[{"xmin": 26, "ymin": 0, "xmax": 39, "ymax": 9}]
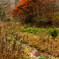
[{"xmin": 12, "ymin": 0, "xmax": 56, "ymax": 24}]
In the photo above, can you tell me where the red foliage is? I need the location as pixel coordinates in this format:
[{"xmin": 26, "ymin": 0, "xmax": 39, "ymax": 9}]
[{"xmin": 12, "ymin": 0, "xmax": 56, "ymax": 21}]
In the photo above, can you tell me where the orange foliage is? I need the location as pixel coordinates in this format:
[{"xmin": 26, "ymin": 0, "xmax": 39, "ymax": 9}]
[{"xmin": 12, "ymin": 0, "xmax": 56, "ymax": 21}]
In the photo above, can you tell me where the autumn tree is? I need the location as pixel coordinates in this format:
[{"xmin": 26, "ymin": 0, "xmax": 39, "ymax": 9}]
[{"xmin": 12, "ymin": 0, "xmax": 56, "ymax": 24}]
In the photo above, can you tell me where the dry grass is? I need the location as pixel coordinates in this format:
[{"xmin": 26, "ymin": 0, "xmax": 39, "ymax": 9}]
[{"xmin": 0, "ymin": 21, "xmax": 59, "ymax": 59}]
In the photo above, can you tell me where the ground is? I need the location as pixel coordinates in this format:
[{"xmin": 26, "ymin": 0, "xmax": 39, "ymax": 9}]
[{"xmin": 0, "ymin": 21, "xmax": 59, "ymax": 59}]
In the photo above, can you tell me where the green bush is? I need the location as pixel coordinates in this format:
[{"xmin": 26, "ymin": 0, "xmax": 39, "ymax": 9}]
[{"xmin": 38, "ymin": 56, "xmax": 46, "ymax": 59}]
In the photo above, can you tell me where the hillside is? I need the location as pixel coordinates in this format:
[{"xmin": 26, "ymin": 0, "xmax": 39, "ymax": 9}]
[{"xmin": 0, "ymin": 0, "xmax": 59, "ymax": 59}]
